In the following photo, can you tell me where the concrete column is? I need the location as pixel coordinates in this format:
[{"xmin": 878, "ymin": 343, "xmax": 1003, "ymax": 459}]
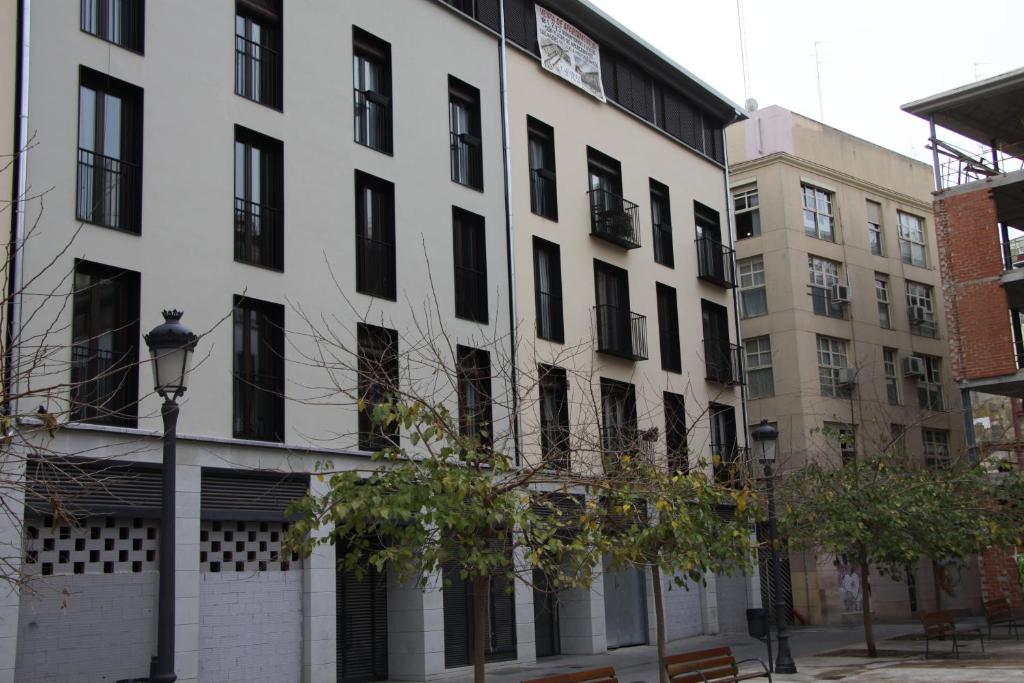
[
  {"xmin": 558, "ymin": 560, "xmax": 606, "ymax": 654},
  {"xmin": 512, "ymin": 548, "xmax": 536, "ymax": 665},
  {"xmin": 388, "ymin": 569, "xmax": 444, "ymax": 681},
  {"xmin": 175, "ymin": 461, "xmax": 201, "ymax": 683},
  {"xmin": 0, "ymin": 452, "xmax": 26, "ymax": 682},
  {"xmin": 303, "ymin": 474, "xmax": 336, "ymax": 683},
  {"xmin": 701, "ymin": 570, "xmax": 720, "ymax": 634}
]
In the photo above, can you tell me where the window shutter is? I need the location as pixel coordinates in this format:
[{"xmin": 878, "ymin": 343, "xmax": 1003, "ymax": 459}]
[
  {"xmin": 200, "ymin": 470, "xmax": 308, "ymax": 521},
  {"xmin": 26, "ymin": 458, "xmax": 162, "ymax": 517}
]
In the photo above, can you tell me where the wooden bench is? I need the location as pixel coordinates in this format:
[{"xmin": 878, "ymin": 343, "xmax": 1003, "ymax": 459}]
[
  {"xmin": 984, "ymin": 597, "xmax": 1022, "ymax": 639},
  {"xmin": 921, "ymin": 610, "xmax": 985, "ymax": 658},
  {"xmin": 663, "ymin": 646, "xmax": 771, "ymax": 683},
  {"xmin": 522, "ymin": 666, "xmax": 618, "ymax": 683}
]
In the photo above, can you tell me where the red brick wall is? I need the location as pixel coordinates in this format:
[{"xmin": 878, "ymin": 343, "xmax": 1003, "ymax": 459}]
[
  {"xmin": 934, "ymin": 189, "xmax": 1016, "ymax": 381},
  {"xmin": 979, "ymin": 546, "xmax": 1024, "ymax": 609}
]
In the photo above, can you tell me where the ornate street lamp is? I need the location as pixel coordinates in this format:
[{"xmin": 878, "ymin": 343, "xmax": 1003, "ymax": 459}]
[
  {"xmin": 144, "ymin": 310, "xmax": 197, "ymax": 683},
  {"xmin": 752, "ymin": 419, "xmax": 797, "ymax": 675}
]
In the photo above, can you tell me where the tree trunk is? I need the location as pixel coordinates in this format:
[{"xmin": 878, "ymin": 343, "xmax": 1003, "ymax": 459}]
[
  {"xmin": 651, "ymin": 565, "xmax": 669, "ymax": 683},
  {"xmin": 860, "ymin": 561, "xmax": 877, "ymax": 657},
  {"xmin": 473, "ymin": 575, "xmax": 489, "ymax": 683}
]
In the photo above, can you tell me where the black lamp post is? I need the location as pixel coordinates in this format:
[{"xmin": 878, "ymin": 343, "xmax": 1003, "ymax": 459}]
[
  {"xmin": 144, "ymin": 310, "xmax": 197, "ymax": 683},
  {"xmin": 751, "ymin": 419, "xmax": 797, "ymax": 675}
]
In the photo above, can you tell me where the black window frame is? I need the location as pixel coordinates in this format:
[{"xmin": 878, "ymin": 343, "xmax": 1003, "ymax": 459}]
[
  {"xmin": 599, "ymin": 377, "xmax": 638, "ymax": 461},
  {"xmin": 353, "ymin": 27, "xmax": 393, "ymax": 155},
  {"xmin": 453, "ymin": 207, "xmax": 488, "ymax": 324},
  {"xmin": 70, "ymin": 260, "xmax": 141, "ymax": 428},
  {"xmin": 234, "ymin": 125, "xmax": 284, "ymax": 271},
  {"xmin": 538, "ymin": 364, "xmax": 570, "ymax": 471},
  {"xmin": 664, "ymin": 391, "xmax": 687, "ymax": 473},
  {"xmin": 527, "ymin": 116, "xmax": 557, "ymax": 220},
  {"xmin": 457, "ymin": 345, "xmax": 493, "ymax": 448},
  {"xmin": 532, "ymin": 237, "xmax": 563, "ymax": 343},
  {"xmin": 449, "ymin": 76, "xmax": 483, "ymax": 191},
  {"xmin": 235, "ymin": 0, "xmax": 283, "ymax": 110},
  {"xmin": 354, "ymin": 170, "xmax": 397, "ymax": 300},
  {"xmin": 656, "ymin": 283, "xmax": 681, "ymax": 373},
  {"xmin": 232, "ymin": 295, "xmax": 285, "ymax": 442},
  {"xmin": 76, "ymin": 66, "xmax": 144, "ymax": 234},
  {"xmin": 650, "ymin": 179, "xmax": 674, "ymax": 268},
  {"xmin": 80, "ymin": 0, "xmax": 145, "ymax": 53},
  {"xmin": 357, "ymin": 323, "xmax": 400, "ymax": 452}
]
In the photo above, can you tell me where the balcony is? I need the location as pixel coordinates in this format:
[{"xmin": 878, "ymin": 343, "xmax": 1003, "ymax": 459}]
[
  {"xmin": 76, "ymin": 149, "xmax": 141, "ymax": 233},
  {"xmin": 234, "ymin": 198, "xmax": 283, "ymax": 270},
  {"xmin": 451, "ymin": 132, "xmax": 483, "ymax": 189},
  {"xmin": 235, "ymin": 33, "xmax": 282, "ymax": 110},
  {"xmin": 601, "ymin": 425, "xmax": 657, "ymax": 473},
  {"xmin": 695, "ymin": 237, "xmax": 736, "ymax": 288},
  {"xmin": 712, "ymin": 444, "xmax": 750, "ymax": 488},
  {"xmin": 594, "ymin": 305, "xmax": 648, "ymax": 361},
  {"xmin": 588, "ymin": 189, "xmax": 641, "ymax": 249},
  {"xmin": 703, "ymin": 339, "xmax": 743, "ymax": 385}
]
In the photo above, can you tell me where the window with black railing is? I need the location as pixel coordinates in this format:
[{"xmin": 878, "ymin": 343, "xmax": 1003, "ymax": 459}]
[
  {"xmin": 533, "ymin": 237, "xmax": 564, "ymax": 343},
  {"xmin": 539, "ymin": 365, "xmax": 570, "ymax": 471},
  {"xmin": 358, "ymin": 324, "xmax": 399, "ymax": 452},
  {"xmin": 600, "ymin": 378, "xmax": 638, "ymax": 468},
  {"xmin": 81, "ymin": 0, "xmax": 145, "ymax": 53},
  {"xmin": 702, "ymin": 299, "xmax": 740, "ymax": 384},
  {"xmin": 449, "ymin": 77, "xmax": 483, "ymax": 190},
  {"xmin": 234, "ymin": 127, "xmax": 284, "ymax": 270},
  {"xmin": 656, "ymin": 283, "xmax": 681, "ymax": 373},
  {"xmin": 588, "ymin": 190, "xmax": 640, "ymax": 249},
  {"xmin": 233, "ymin": 296, "xmax": 285, "ymax": 442},
  {"xmin": 453, "ymin": 208, "xmax": 488, "ymax": 323},
  {"xmin": 457, "ymin": 346, "xmax": 492, "ymax": 448},
  {"xmin": 353, "ymin": 27, "xmax": 392, "ymax": 154},
  {"xmin": 710, "ymin": 403, "xmax": 741, "ymax": 487},
  {"xmin": 235, "ymin": 1, "xmax": 282, "ymax": 110},
  {"xmin": 355, "ymin": 171, "xmax": 396, "ymax": 299},
  {"xmin": 77, "ymin": 68, "xmax": 143, "ymax": 234},
  {"xmin": 694, "ymin": 201, "xmax": 734, "ymax": 286},
  {"xmin": 665, "ymin": 391, "xmax": 687, "ymax": 473},
  {"xmin": 71, "ymin": 261, "xmax": 140, "ymax": 428},
  {"xmin": 651, "ymin": 179, "xmax": 674, "ymax": 267},
  {"xmin": 594, "ymin": 305, "xmax": 648, "ymax": 361},
  {"xmin": 528, "ymin": 117, "xmax": 558, "ymax": 220}
]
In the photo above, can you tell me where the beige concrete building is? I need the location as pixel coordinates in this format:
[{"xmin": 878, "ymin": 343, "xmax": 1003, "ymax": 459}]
[{"xmin": 727, "ymin": 106, "xmax": 973, "ymax": 625}]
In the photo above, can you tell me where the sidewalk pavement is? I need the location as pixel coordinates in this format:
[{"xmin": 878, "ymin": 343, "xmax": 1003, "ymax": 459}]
[{"xmin": 451, "ymin": 621, "xmax": 1024, "ymax": 683}]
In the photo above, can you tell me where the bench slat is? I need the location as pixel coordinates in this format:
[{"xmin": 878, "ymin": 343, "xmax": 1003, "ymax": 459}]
[
  {"xmin": 523, "ymin": 667, "xmax": 617, "ymax": 683},
  {"xmin": 664, "ymin": 647, "xmax": 733, "ymax": 665}
]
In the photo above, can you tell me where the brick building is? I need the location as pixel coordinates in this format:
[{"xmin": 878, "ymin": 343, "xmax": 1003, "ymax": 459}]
[{"xmin": 903, "ymin": 67, "xmax": 1024, "ymax": 611}]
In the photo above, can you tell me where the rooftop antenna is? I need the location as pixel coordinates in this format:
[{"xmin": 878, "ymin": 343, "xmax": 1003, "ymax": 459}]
[
  {"xmin": 814, "ymin": 41, "xmax": 827, "ymax": 122},
  {"xmin": 973, "ymin": 62, "xmax": 989, "ymax": 82},
  {"xmin": 737, "ymin": 0, "xmax": 756, "ymax": 112}
]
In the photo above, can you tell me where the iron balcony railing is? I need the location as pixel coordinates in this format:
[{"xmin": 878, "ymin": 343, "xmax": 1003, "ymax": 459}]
[
  {"xmin": 76, "ymin": 148, "xmax": 141, "ymax": 233},
  {"xmin": 354, "ymin": 88, "xmax": 392, "ymax": 153},
  {"xmin": 595, "ymin": 304, "xmax": 648, "ymax": 361},
  {"xmin": 233, "ymin": 372, "xmax": 284, "ymax": 442},
  {"xmin": 450, "ymin": 132, "xmax": 483, "ymax": 189},
  {"xmin": 530, "ymin": 168, "xmax": 557, "ymax": 217},
  {"xmin": 80, "ymin": 0, "xmax": 144, "ymax": 52},
  {"xmin": 235, "ymin": 33, "xmax": 282, "ymax": 109},
  {"xmin": 695, "ymin": 236, "xmax": 736, "ymax": 287},
  {"xmin": 455, "ymin": 266, "xmax": 488, "ymax": 322},
  {"xmin": 234, "ymin": 198, "xmax": 283, "ymax": 270},
  {"xmin": 356, "ymin": 235, "xmax": 396, "ymax": 299},
  {"xmin": 653, "ymin": 222, "xmax": 674, "ymax": 266},
  {"xmin": 703, "ymin": 339, "xmax": 743, "ymax": 385},
  {"xmin": 601, "ymin": 426, "xmax": 656, "ymax": 468},
  {"xmin": 588, "ymin": 189, "xmax": 640, "ymax": 249},
  {"xmin": 711, "ymin": 443, "xmax": 750, "ymax": 488},
  {"xmin": 70, "ymin": 345, "xmax": 137, "ymax": 427}
]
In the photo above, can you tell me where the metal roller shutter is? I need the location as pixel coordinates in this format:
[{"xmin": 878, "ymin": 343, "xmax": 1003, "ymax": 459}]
[{"xmin": 337, "ymin": 542, "xmax": 388, "ymax": 683}]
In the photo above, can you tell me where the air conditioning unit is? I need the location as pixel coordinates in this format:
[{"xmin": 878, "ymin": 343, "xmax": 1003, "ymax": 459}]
[
  {"xmin": 831, "ymin": 283, "xmax": 851, "ymax": 304},
  {"xmin": 903, "ymin": 355, "xmax": 926, "ymax": 378},
  {"xmin": 837, "ymin": 367, "xmax": 857, "ymax": 386},
  {"xmin": 908, "ymin": 306, "xmax": 928, "ymax": 323}
]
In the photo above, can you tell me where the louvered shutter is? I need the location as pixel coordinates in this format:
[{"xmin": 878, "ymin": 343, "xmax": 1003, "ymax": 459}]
[
  {"xmin": 443, "ymin": 562, "xmax": 472, "ymax": 667},
  {"xmin": 25, "ymin": 458, "xmax": 162, "ymax": 518},
  {"xmin": 200, "ymin": 469, "xmax": 308, "ymax": 521},
  {"xmin": 337, "ymin": 543, "xmax": 389, "ymax": 683}
]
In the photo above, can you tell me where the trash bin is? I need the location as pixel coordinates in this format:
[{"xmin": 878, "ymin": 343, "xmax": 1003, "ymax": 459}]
[{"xmin": 746, "ymin": 607, "xmax": 769, "ymax": 639}]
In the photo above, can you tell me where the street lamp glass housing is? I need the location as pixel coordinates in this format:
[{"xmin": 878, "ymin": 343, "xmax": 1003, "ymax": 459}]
[
  {"xmin": 751, "ymin": 419, "xmax": 779, "ymax": 463},
  {"xmin": 144, "ymin": 310, "xmax": 198, "ymax": 401}
]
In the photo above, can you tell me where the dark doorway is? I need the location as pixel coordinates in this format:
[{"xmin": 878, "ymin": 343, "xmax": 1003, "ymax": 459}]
[
  {"xmin": 337, "ymin": 544, "xmax": 388, "ymax": 683},
  {"xmin": 533, "ymin": 568, "xmax": 560, "ymax": 657}
]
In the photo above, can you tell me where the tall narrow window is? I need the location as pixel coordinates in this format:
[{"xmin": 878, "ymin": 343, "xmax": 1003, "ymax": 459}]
[
  {"xmin": 77, "ymin": 67, "xmax": 143, "ymax": 233},
  {"xmin": 695, "ymin": 202, "xmax": 733, "ymax": 286},
  {"xmin": 828, "ymin": 424, "xmax": 856, "ymax": 465},
  {"xmin": 233, "ymin": 296, "xmax": 285, "ymax": 442},
  {"xmin": 917, "ymin": 355, "xmax": 943, "ymax": 411},
  {"xmin": 883, "ymin": 348, "xmax": 900, "ymax": 405},
  {"xmin": 600, "ymin": 378, "xmax": 637, "ymax": 460},
  {"xmin": 923, "ymin": 428, "xmax": 950, "ymax": 468},
  {"xmin": 866, "ymin": 200, "xmax": 883, "ymax": 256},
  {"xmin": 890, "ymin": 423, "xmax": 907, "ymax": 458},
  {"xmin": 588, "ymin": 147, "xmax": 638, "ymax": 249},
  {"xmin": 533, "ymin": 238, "xmax": 563, "ymax": 342},
  {"xmin": 355, "ymin": 171, "xmax": 396, "ymax": 299},
  {"xmin": 651, "ymin": 179, "xmax": 673, "ymax": 267},
  {"xmin": 353, "ymin": 28, "xmax": 392, "ymax": 154},
  {"xmin": 71, "ymin": 261, "xmax": 140, "ymax": 427},
  {"xmin": 357, "ymin": 324, "xmax": 399, "ymax": 452},
  {"xmin": 817, "ymin": 335, "xmax": 850, "ymax": 397},
  {"xmin": 664, "ymin": 392, "xmax": 687, "ymax": 473},
  {"xmin": 733, "ymin": 185, "xmax": 760, "ymax": 239},
  {"xmin": 656, "ymin": 283, "xmax": 681, "ymax": 373},
  {"xmin": 527, "ymin": 117, "xmax": 557, "ymax": 220},
  {"xmin": 234, "ymin": 126, "xmax": 284, "ymax": 270},
  {"xmin": 457, "ymin": 346, "xmax": 492, "ymax": 447},
  {"xmin": 538, "ymin": 365, "xmax": 569, "ymax": 470},
  {"xmin": 906, "ymin": 281, "xmax": 938, "ymax": 337},
  {"xmin": 875, "ymin": 275, "xmax": 892, "ymax": 329},
  {"xmin": 702, "ymin": 300, "xmax": 735, "ymax": 384},
  {"xmin": 808, "ymin": 256, "xmax": 844, "ymax": 319},
  {"xmin": 898, "ymin": 211, "xmax": 927, "ymax": 267},
  {"xmin": 802, "ymin": 183, "xmax": 835, "ymax": 241},
  {"xmin": 453, "ymin": 208, "xmax": 488, "ymax": 323},
  {"xmin": 449, "ymin": 76, "xmax": 483, "ymax": 190},
  {"xmin": 710, "ymin": 404, "xmax": 739, "ymax": 486},
  {"xmin": 744, "ymin": 336, "xmax": 774, "ymax": 399},
  {"xmin": 235, "ymin": 0, "xmax": 282, "ymax": 109},
  {"xmin": 81, "ymin": 0, "xmax": 145, "ymax": 52},
  {"xmin": 737, "ymin": 256, "xmax": 767, "ymax": 318}
]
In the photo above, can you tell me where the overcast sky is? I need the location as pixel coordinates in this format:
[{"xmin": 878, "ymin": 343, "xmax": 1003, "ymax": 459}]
[{"xmin": 587, "ymin": 0, "xmax": 1023, "ymax": 164}]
